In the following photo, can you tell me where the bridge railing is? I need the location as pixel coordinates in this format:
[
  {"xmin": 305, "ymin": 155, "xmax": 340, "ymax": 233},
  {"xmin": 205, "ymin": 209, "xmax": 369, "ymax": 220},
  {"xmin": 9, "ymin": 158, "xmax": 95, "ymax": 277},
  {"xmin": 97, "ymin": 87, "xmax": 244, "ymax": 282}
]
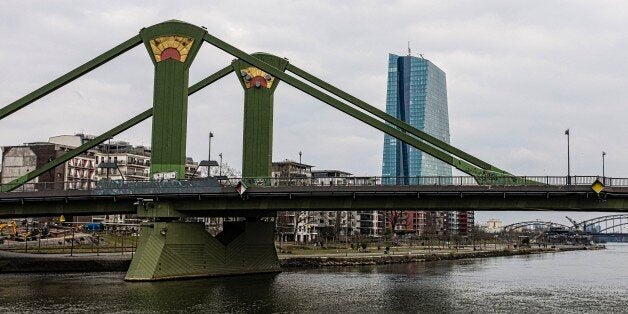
[
  {"xmin": 0, "ymin": 175, "xmax": 623, "ymax": 193},
  {"xmin": 233, "ymin": 176, "xmax": 480, "ymax": 187},
  {"xmin": 231, "ymin": 175, "xmax": 611, "ymax": 188}
]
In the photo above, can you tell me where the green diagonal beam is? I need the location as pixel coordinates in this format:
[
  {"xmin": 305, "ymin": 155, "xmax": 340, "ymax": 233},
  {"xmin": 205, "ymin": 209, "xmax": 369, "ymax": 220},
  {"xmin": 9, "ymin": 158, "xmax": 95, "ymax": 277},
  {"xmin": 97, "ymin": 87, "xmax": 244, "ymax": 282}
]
[
  {"xmin": 0, "ymin": 66, "xmax": 233, "ymax": 192},
  {"xmin": 201, "ymin": 34, "xmax": 495, "ymax": 178},
  {"xmin": 0, "ymin": 108, "xmax": 153, "ymax": 192},
  {"xmin": 270, "ymin": 72, "xmax": 488, "ymax": 176},
  {"xmin": 189, "ymin": 65, "xmax": 233, "ymax": 95},
  {"xmin": 285, "ymin": 63, "xmax": 509, "ymax": 175},
  {"xmin": 0, "ymin": 35, "xmax": 143, "ymax": 121}
]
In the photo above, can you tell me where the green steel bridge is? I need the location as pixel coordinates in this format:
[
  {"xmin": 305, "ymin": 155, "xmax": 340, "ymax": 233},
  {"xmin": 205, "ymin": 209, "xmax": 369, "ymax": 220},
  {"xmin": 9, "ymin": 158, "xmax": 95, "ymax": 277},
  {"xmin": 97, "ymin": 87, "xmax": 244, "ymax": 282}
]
[
  {"xmin": 0, "ymin": 20, "xmax": 624, "ymax": 280},
  {"xmin": 502, "ymin": 215, "xmax": 628, "ymax": 240}
]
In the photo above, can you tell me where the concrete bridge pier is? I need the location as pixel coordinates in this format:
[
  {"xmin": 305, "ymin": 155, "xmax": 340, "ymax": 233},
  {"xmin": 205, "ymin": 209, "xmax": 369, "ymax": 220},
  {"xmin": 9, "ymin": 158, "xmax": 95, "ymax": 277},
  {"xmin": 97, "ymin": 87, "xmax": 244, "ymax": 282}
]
[{"xmin": 124, "ymin": 220, "xmax": 279, "ymax": 281}]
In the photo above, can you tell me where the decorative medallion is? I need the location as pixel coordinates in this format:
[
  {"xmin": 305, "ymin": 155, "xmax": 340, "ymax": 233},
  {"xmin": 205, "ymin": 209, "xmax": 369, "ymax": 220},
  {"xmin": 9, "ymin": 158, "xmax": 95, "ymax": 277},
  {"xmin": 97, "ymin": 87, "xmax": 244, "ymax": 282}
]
[
  {"xmin": 149, "ymin": 36, "xmax": 194, "ymax": 62},
  {"xmin": 240, "ymin": 67, "xmax": 274, "ymax": 89}
]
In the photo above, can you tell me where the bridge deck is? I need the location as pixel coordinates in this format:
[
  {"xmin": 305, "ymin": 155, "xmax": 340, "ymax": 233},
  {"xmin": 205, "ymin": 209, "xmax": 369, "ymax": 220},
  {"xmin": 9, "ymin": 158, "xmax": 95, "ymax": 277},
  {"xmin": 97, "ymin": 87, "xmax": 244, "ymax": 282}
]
[{"xmin": 0, "ymin": 184, "xmax": 627, "ymax": 218}]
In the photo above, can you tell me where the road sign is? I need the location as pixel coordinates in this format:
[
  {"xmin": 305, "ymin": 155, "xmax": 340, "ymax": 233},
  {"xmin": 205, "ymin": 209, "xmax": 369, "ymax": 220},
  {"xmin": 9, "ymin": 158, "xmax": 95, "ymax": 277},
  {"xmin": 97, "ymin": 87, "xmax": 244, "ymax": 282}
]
[{"xmin": 591, "ymin": 179, "xmax": 605, "ymax": 194}]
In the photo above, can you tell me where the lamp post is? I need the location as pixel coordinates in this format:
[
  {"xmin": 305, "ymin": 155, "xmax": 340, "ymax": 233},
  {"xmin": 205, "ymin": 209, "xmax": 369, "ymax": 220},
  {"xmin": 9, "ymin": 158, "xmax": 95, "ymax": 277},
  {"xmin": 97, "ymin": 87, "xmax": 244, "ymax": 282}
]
[
  {"xmin": 197, "ymin": 132, "xmax": 215, "ymax": 178},
  {"xmin": 219, "ymin": 153, "xmax": 223, "ymax": 176},
  {"xmin": 208, "ymin": 132, "xmax": 213, "ymax": 166},
  {"xmin": 602, "ymin": 151, "xmax": 606, "ymax": 180},
  {"xmin": 107, "ymin": 138, "xmax": 112, "ymax": 179},
  {"xmin": 565, "ymin": 129, "xmax": 570, "ymax": 184},
  {"xmin": 299, "ymin": 151, "xmax": 302, "ymax": 175}
]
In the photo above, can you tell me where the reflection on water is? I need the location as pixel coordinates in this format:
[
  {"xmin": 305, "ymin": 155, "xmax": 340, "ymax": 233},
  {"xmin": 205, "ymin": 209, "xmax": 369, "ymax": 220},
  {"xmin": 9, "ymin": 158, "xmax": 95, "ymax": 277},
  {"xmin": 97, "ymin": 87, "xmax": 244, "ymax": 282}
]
[{"xmin": 1, "ymin": 244, "xmax": 627, "ymax": 313}]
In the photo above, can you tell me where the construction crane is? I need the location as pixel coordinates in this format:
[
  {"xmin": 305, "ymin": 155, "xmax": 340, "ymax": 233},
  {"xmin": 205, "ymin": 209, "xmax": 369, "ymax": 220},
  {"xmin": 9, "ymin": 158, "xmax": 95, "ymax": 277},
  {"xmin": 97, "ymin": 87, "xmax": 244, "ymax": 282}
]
[{"xmin": 565, "ymin": 216, "xmax": 579, "ymax": 229}]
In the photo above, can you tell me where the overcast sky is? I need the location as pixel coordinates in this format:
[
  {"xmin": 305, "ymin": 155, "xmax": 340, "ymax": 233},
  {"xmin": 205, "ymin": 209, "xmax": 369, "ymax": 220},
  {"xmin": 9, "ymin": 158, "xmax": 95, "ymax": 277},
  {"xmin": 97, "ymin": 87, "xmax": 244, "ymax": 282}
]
[{"xmin": 1, "ymin": 1, "xmax": 626, "ymax": 224}]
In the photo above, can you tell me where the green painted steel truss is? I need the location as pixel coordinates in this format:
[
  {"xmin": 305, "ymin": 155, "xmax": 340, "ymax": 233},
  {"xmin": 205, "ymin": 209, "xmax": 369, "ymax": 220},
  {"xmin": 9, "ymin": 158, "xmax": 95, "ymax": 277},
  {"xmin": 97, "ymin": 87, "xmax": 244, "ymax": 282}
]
[{"xmin": 0, "ymin": 20, "xmax": 529, "ymax": 193}]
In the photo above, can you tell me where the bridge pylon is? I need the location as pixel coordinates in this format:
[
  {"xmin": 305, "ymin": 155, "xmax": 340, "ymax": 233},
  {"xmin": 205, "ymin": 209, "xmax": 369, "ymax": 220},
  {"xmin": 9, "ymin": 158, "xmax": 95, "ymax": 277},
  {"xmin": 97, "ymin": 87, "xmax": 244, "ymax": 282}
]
[
  {"xmin": 140, "ymin": 20, "xmax": 205, "ymax": 179},
  {"xmin": 125, "ymin": 22, "xmax": 282, "ymax": 281},
  {"xmin": 233, "ymin": 53, "xmax": 289, "ymax": 179}
]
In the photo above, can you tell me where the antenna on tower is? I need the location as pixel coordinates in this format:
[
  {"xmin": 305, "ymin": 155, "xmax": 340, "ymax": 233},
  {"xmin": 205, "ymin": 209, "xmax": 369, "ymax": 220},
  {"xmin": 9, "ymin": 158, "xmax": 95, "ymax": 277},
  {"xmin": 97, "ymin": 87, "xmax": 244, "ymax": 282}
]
[{"xmin": 407, "ymin": 41, "xmax": 411, "ymax": 56}]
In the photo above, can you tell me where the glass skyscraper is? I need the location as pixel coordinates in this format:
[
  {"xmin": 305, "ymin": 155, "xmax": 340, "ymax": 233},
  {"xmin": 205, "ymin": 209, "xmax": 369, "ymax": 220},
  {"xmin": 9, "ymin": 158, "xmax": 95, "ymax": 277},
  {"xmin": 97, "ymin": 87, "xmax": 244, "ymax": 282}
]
[
  {"xmin": 380, "ymin": 54, "xmax": 471, "ymax": 236},
  {"xmin": 382, "ymin": 54, "xmax": 452, "ymax": 182}
]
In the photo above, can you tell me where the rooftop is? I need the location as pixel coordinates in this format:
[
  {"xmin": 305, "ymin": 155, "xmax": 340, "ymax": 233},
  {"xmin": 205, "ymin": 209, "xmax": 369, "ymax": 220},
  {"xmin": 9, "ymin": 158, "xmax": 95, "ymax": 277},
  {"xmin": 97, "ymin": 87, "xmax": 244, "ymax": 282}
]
[
  {"xmin": 312, "ymin": 170, "xmax": 353, "ymax": 176},
  {"xmin": 272, "ymin": 159, "xmax": 314, "ymax": 168}
]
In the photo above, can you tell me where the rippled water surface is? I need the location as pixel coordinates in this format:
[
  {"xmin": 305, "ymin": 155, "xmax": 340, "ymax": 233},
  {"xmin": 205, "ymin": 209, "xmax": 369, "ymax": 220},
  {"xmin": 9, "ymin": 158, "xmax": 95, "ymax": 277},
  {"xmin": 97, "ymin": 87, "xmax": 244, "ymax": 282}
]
[{"xmin": 1, "ymin": 244, "xmax": 627, "ymax": 313}]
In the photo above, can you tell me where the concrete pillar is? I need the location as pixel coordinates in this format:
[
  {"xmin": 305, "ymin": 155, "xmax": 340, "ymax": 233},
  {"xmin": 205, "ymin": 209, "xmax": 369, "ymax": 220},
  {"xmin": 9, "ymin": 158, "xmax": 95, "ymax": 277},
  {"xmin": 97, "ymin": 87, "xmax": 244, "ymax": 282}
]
[{"xmin": 125, "ymin": 221, "xmax": 279, "ymax": 281}]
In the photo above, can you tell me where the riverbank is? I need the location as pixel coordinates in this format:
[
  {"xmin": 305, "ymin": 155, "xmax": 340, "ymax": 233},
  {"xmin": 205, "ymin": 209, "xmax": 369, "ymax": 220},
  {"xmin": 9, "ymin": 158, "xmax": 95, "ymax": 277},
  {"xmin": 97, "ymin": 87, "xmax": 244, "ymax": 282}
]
[
  {"xmin": 0, "ymin": 250, "xmax": 131, "ymax": 273},
  {"xmin": 279, "ymin": 245, "xmax": 604, "ymax": 267},
  {"xmin": 0, "ymin": 245, "xmax": 603, "ymax": 273}
]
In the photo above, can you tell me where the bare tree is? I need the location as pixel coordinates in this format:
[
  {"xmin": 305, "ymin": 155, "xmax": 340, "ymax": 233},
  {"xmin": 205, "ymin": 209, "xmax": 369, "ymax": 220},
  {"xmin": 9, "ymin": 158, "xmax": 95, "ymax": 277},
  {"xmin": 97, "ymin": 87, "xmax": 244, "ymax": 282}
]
[{"xmin": 207, "ymin": 162, "xmax": 241, "ymax": 177}]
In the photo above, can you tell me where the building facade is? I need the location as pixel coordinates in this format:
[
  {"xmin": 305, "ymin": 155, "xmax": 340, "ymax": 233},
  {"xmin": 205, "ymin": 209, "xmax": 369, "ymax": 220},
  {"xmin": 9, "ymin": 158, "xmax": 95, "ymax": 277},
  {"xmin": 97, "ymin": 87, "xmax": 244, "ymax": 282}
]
[
  {"xmin": 382, "ymin": 53, "xmax": 452, "ymax": 182},
  {"xmin": 273, "ymin": 160, "xmax": 317, "ymax": 242},
  {"xmin": 457, "ymin": 211, "xmax": 475, "ymax": 236},
  {"xmin": 94, "ymin": 141, "xmax": 151, "ymax": 181},
  {"xmin": 1, "ymin": 142, "xmax": 97, "ymax": 191},
  {"xmin": 273, "ymin": 164, "xmax": 383, "ymax": 242},
  {"xmin": 485, "ymin": 218, "xmax": 503, "ymax": 233},
  {"xmin": 381, "ymin": 53, "xmax": 472, "ymax": 236},
  {"xmin": 1, "ymin": 134, "xmax": 199, "ymax": 224},
  {"xmin": 355, "ymin": 211, "xmax": 384, "ymax": 236}
]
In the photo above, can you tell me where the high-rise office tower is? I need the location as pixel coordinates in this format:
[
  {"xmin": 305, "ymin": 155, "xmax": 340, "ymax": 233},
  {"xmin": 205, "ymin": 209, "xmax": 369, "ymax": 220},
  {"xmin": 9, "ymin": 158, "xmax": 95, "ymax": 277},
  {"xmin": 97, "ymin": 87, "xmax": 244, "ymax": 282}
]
[
  {"xmin": 382, "ymin": 53, "xmax": 452, "ymax": 181},
  {"xmin": 381, "ymin": 53, "xmax": 469, "ymax": 235}
]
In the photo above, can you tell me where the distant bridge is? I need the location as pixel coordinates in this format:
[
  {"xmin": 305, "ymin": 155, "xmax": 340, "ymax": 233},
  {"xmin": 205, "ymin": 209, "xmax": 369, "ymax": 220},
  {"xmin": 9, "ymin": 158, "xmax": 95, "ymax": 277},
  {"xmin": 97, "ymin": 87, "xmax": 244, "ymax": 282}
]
[
  {"xmin": 573, "ymin": 214, "xmax": 628, "ymax": 235},
  {"xmin": 502, "ymin": 220, "xmax": 571, "ymax": 232},
  {"xmin": 503, "ymin": 214, "xmax": 628, "ymax": 238}
]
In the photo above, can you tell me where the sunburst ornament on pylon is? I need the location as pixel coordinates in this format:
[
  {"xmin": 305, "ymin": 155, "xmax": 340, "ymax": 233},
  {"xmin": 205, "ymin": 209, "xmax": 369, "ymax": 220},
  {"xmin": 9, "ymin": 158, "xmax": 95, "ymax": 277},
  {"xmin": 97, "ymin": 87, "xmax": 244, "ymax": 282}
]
[
  {"xmin": 149, "ymin": 36, "xmax": 194, "ymax": 62},
  {"xmin": 240, "ymin": 67, "xmax": 275, "ymax": 89}
]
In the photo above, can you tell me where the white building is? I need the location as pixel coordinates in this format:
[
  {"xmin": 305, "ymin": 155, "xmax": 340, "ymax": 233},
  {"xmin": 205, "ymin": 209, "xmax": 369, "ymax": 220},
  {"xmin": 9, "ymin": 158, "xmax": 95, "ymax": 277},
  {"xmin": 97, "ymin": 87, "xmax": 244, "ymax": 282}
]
[
  {"xmin": 355, "ymin": 211, "xmax": 384, "ymax": 236},
  {"xmin": 485, "ymin": 218, "xmax": 503, "ymax": 233},
  {"xmin": 447, "ymin": 211, "xmax": 460, "ymax": 235}
]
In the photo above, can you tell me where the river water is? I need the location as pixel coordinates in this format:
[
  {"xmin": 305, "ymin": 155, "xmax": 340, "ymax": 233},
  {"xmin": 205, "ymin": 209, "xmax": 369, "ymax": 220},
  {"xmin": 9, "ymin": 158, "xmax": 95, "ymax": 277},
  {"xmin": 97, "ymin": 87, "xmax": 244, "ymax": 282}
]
[{"xmin": 0, "ymin": 244, "xmax": 626, "ymax": 313}]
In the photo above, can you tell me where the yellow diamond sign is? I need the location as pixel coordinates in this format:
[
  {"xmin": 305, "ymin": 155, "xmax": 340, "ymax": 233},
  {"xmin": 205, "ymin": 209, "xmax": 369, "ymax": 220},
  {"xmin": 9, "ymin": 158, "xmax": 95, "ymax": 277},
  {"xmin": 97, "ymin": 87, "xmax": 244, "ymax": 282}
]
[
  {"xmin": 59, "ymin": 215, "xmax": 66, "ymax": 223},
  {"xmin": 591, "ymin": 179, "xmax": 605, "ymax": 194}
]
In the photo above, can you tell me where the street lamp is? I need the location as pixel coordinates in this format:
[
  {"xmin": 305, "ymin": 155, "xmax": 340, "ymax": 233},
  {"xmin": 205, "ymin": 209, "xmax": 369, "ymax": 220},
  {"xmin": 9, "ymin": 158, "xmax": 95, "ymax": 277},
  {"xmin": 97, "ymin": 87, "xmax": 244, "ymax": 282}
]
[
  {"xmin": 219, "ymin": 153, "xmax": 223, "ymax": 176},
  {"xmin": 208, "ymin": 132, "xmax": 213, "ymax": 166},
  {"xmin": 565, "ymin": 129, "xmax": 570, "ymax": 185},
  {"xmin": 199, "ymin": 132, "xmax": 218, "ymax": 177},
  {"xmin": 299, "ymin": 151, "xmax": 302, "ymax": 174},
  {"xmin": 602, "ymin": 151, "xmax": 606, "ymax": 179}
]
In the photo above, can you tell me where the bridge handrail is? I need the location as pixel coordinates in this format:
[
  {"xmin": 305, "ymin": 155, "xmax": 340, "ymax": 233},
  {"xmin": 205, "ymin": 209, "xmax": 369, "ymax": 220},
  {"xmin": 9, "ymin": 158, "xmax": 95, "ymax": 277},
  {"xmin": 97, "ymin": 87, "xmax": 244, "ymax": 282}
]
[
  {"xmin": 1, "ymin": 175, "xmax": 626, "ymax": 193},
  {"xmin": 233, "ymin": 175, "xmax": 623, "ymax": 187}
]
